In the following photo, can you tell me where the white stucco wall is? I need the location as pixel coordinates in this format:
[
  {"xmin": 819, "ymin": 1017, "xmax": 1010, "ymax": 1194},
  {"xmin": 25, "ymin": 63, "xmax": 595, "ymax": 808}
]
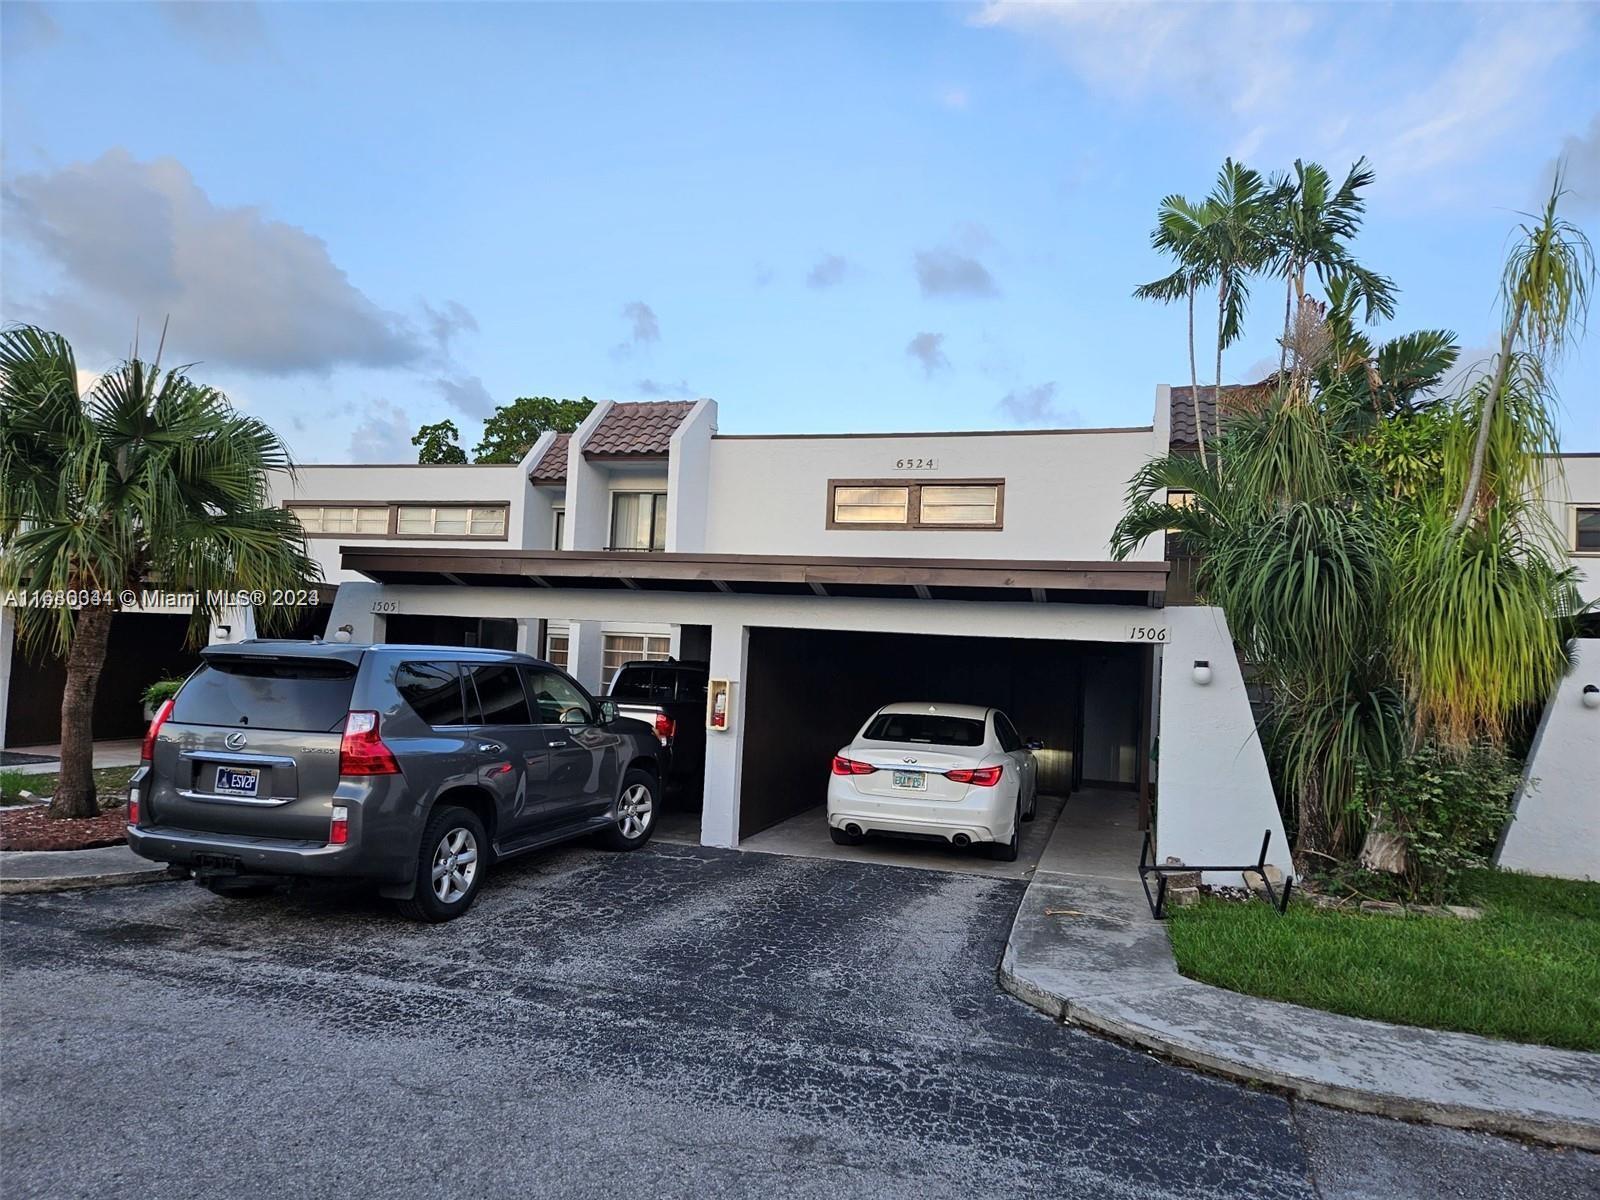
[
  {"xmin": 1550, "ymin": 454, "xmax": 1600, "ymax": 605},
  {"xmin": 1496, "ymin": 639, "xmax": 1600, "ymax": 882},
  {"xmin": 702, "ymin": 427, "xmax": 1161, "ymax": 561},
  {"xmin": 563, "ymin": 400, "xmax": 616, "ymax": 550},
  {"xmin": 267, "ymin": 464, "xmax": 530, "ymax": 584},
  {"xmin": 1157, "ymin": 606, "xmax": 1293, "ymax": 884},
  {"xmin": 667, "ymin": 399, "xmax": 717, "ymax": 553}
]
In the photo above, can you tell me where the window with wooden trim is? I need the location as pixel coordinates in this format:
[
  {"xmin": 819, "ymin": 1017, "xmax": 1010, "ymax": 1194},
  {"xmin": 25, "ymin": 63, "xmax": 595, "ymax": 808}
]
[
  {"xmin": 827, "ymin": 479, "xmax": 1004, "ymax": 530},
  {"xmin": 609, "ymin": 492, "xmax": 667, "ymax": 551},
  {"xmin": 544, "ymin": 631, "xmax": 569, "ymax": 670},
  {"xmin": 287, "ymin": 505, "xmax": 389, "ymax": 535},
  {"xmin": 1574, "ymin": 506, "xmax": 1600, "ymax": 553},
  {"xmin": 602, "ymin": 634, "xmax": 671, "ymax": 687},
  {"xmin": 395, "ymin": 504, "xmax": 507, "ymax": 538}
]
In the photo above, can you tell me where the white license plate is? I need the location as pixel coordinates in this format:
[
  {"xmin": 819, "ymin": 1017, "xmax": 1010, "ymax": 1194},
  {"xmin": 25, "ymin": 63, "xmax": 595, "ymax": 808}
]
[
  {"xmin": 215, "ymin": 767, "xmax": 261, "ymax": 798},
  {"xmin": 892, "ymin": 771, "xmax": 926, "ymax": 790}
]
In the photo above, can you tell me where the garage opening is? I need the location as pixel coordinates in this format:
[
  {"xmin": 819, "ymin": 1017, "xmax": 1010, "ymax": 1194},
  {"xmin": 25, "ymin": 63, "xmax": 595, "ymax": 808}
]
[{"xmin": 737, "ymin": 626, "xmax": 1150, "ymax": 841}]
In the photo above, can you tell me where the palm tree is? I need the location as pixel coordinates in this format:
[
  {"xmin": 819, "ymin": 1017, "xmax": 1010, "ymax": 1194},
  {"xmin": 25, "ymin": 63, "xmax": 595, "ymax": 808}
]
[
  {"xmin": 1449, "ymin": 172, "xmax": 1594, "ymax": 535},
  {"xmin": 1268, "ymin": 159, "xmax": 1396, "ymax": 395},
  {"xmin": 0, "ymin": 327, "xmax": 318, "ymax": 818},
  {"xmin": 1201, "ymin": 159, "xmax": 1272, "ymax": 439},
  {"xmin": 1134, "ymin": 195, "xmax": 1215, "ymax": 464}
]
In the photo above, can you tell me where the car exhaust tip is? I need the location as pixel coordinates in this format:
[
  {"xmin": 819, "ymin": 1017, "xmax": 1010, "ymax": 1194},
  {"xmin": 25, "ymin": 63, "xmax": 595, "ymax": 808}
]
[
  {"xmin": 951, "ymin": 833, "xmax": 971, "ymax": 848},
  {"xmin": 845, "ymin": 823, "xmax": 863, "ymax": 838}
]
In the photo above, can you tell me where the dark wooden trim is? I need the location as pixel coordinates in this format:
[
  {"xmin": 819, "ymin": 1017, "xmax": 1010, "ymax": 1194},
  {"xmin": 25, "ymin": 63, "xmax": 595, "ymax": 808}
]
[
  {"xmin": 285, "ymin": 500, "xmax": 510, "ymax": 542},
  {"xmin": 339, "ymin": 545, "xmax": 1169, "ymax": 594},
  {"xmin": 714, "ymin": 426, "xmax": 1152, "ymax": 441},
  {"xmin": 826, "ymin": 478, "xmax": 1005, "ymax": 531},
  {"xmin": 582, "ymin": 452, "xmax": 671, "ymax": 464}
]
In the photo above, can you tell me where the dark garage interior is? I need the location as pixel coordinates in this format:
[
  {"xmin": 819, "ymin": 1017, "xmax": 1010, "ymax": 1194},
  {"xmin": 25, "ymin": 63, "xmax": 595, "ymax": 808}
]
[
  {"xmin": 736, "ymin": 626, "xmax": 1150, "ymax": 840},
  {"xmin": 5, "ymin": 613, "xmax": 205, "ymax": 747}
]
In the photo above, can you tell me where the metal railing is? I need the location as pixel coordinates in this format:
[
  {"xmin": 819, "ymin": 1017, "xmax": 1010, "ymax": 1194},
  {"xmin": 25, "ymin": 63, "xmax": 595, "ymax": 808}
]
[{"xmin": 1137, "ymin": 829, "xmax": 1293, "ymax": 919}]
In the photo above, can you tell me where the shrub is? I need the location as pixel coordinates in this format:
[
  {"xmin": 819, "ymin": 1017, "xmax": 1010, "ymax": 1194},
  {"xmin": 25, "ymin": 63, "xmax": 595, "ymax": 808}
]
[
  {"xmin": 140, "ymin": 678, "xmax": 186, "ymax": 710},
  {"xmin": 1361, "ymin": 742, "xmax": 1522, "ymax": 904}
]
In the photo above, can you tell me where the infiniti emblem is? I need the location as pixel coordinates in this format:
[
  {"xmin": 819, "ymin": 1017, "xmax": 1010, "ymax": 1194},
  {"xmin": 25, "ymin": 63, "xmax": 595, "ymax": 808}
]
[
  {"xmin": 903, "ymin": 757, "xmax": 918, "ymax": 764},
  {"xmin": 225, "ymin": 731, "xmax": 248, "ymax": 750}
]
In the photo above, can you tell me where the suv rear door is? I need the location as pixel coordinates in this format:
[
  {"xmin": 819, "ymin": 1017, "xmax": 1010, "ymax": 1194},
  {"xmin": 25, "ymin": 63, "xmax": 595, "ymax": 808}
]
[{"xmin": 151, "ymin": 652, "xmax": 357, "ymax": 840}]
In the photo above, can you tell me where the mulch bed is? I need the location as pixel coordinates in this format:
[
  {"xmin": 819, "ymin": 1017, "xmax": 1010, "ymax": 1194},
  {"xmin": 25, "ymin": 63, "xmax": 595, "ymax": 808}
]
[{"xmin": 0, "ymin": 804, "xmax": 130, "ymax": 852}]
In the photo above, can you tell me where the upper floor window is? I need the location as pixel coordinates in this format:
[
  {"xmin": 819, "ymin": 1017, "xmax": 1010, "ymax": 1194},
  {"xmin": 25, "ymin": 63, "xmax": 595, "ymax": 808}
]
[
  {"xmin": 288, "ymin": 501, "xmax": 507, "ymax": 540},
  {"xmin": 552, "ymin": 507, "xmax": 566, "ymax": 550},
  {"xmin": 396, "ymin": 504, "xmax": 507, "ymax": 538},
  {"xmin": 287, "ymin": 504, "xmax": 389, "ymax": 535},
  {"xmin": 610, "ymin": 492, "xmax": 667, "ymax": 551},
  {"xmin": 1574, "ymin": 506, "xmax": 1600, "ymax": 554},
  {"xmin": 827, "ymin": 479, "xmax": 1004, "ymax": 530}
]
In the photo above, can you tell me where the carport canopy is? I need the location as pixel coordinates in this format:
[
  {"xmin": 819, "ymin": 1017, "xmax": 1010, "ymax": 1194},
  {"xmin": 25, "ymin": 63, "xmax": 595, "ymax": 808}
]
[{"xmin": 341, "ymin": 547, "xmax": 1168, "ymax": 605}]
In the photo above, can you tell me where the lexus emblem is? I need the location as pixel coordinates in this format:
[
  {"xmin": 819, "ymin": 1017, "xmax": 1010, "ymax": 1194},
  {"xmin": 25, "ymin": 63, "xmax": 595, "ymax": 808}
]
[{"xmin": 225, "ymin": 731, "xmax": 248, "ymax": 750}]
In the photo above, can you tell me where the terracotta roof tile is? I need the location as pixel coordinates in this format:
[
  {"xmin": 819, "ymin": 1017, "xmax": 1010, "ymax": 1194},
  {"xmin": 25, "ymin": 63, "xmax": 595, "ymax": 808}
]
[
  {"xmin": 584, "ymin": 401, "xmax": 696, "ymax": 457},
  {"xmin": 530, "ymin": 433, "xmax": 571, "ymax": 481},
  {"xmin": 1169, "ymin": 379, "xmax": 1276, "ymax": 449}
]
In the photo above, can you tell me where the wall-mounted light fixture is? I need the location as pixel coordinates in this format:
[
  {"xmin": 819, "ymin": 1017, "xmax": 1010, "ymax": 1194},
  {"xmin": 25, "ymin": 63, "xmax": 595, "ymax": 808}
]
[
  {"xmin": 1192, "ymin": 659, "xmax": 1213, "ymax": 686},
  {"xmin": 215, "ymin": 624, "xmax": 232, "ymax": 641},
  {"xmin": 1583, "ymin": 684, "xmax": 1599, "ymax": 710}
]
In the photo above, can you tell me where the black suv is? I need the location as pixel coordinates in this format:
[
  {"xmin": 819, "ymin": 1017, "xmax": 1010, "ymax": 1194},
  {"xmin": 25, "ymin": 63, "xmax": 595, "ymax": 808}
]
[
  {"xmin": 127, "ymin": 641, "xmax": 665, "ymax": 921},
  {"xmin": 607, "ymin": 659, "xmax": 709, "ymax": 795}
]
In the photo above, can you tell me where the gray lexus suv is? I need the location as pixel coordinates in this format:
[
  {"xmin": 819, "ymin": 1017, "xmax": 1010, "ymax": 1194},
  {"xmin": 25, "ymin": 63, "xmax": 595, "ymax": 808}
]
[{"xmin": 127, "ymin": 641, "xmax": 666, "ymax": 921}]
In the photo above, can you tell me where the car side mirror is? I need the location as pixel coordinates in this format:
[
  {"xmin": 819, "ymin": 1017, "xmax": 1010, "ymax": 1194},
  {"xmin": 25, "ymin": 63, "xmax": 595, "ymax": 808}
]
[
  {"xmin": 1026, "ymin": 739, "xmax": 1045, "ymax": 751},
  {"xmin": 598, "ymin": 700, "xmax": 619, "ymax": 725}
]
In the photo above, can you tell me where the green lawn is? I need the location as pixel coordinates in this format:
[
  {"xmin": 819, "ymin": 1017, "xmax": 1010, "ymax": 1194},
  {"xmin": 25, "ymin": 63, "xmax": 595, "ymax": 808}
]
[
  {"xmin": 0, "ymin": 766, "xmax": 138, "ymax": 806},
  {"xmin": 1165, "ymin": 870, "xmax": 1600, "ymax": 1052}
]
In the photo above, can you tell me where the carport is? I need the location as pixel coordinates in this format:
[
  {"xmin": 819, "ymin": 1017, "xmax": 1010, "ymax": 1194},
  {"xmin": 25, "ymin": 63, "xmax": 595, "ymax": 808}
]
[{"xmin": 332, "ymin": 547, "xmax": 1169, "ymax": 861}]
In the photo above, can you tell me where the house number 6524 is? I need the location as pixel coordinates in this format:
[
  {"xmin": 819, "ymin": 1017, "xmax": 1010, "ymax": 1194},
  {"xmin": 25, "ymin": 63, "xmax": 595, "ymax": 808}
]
[{"xmin": 895, "ymin": 457, "xmax": 938, "ymax": 470}]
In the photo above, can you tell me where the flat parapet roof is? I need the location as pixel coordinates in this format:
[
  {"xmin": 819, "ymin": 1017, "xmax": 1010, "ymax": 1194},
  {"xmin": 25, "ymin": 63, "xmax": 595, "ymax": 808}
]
[{"xmin": 341, "ymin": 547, "xmax": 1168, "ymax": 605}]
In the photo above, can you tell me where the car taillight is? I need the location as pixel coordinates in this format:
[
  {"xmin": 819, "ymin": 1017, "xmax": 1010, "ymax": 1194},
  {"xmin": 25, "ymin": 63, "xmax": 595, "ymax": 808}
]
[
  {"xmin": 654, "ymin": 712, "xmax": 676, "ymax": 745},
  {"xmin": 339, "ymin": 711, "xmax": 400, "ymax": 776},
  {"xmin": 946, "ymin": 765, "xmax": 1003, "ymax": 787},
  {"xmin": 831, "ymin": 755, "xmax": 878, "ymax": 776},
  {"xmin": 127, "ymin": 791, "xmax": 140, "ymax": 826},
  {"xmin": 141, "ymin": 698, "xmax": 174, "ymax": 763},
  {"xmin": 329, "ymin": 805, "xmax": 350, "ymax": 845}
]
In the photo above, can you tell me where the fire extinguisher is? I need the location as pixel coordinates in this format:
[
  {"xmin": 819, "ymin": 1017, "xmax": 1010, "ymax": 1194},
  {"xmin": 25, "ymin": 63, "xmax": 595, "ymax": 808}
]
[{"xmin": 711, "ymin": 688, "xmax": 728, "ymax": 730}]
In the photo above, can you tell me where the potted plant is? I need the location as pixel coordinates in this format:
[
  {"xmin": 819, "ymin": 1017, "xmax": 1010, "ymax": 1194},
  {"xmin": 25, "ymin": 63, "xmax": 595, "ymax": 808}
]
[{"xmin": 141, "ymin": 678, "xmax": 186, "ymax": 722}]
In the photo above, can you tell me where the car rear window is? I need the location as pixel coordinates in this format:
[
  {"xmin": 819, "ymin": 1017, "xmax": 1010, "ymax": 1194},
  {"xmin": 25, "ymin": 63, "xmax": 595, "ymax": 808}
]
[
  {"xmin": 609, "ymin": 668, "xmax": 666, "ymax": 702},
  {"xmin": 862, "ymin": 713, "xmax": 985, "ymax": 747},
  {"xmin": 171, "ymin": 658, "xmax": 356, "ymax": 732}
]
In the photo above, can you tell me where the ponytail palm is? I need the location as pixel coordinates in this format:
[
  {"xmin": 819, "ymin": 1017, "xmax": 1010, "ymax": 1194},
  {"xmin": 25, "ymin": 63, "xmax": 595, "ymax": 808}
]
[{"xmin": 0, "ymin": 326, "xmax": 318, "ymax": 817}]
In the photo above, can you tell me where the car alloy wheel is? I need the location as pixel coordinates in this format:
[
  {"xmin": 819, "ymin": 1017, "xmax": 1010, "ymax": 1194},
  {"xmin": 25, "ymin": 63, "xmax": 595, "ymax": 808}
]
[
  {"xmin": 617, "ymin": 782, "xmax": 654, "ymax": 839},
  {"xmin": 431, "ymin": 827, "xmax": 479, "ymax": 904}
]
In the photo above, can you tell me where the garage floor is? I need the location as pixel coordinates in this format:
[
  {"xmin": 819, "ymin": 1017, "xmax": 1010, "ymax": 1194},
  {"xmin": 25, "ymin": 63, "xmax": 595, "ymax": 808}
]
[{"xmin": 733, "ymin": 791, "xmax": 1071, "ymax": 880}]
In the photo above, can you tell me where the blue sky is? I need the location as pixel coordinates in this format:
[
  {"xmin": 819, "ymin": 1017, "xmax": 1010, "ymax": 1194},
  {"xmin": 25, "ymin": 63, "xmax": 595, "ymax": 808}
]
[{"xmin": 3, "ymin": 1, "xmax": 1596, "ymax": 461}]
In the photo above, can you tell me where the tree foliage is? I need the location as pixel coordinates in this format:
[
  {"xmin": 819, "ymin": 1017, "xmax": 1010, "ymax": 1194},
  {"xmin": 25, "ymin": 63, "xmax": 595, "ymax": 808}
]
[
  {"xmin": 472, "ymin": 396, "xmax": 594, "ymax": 463},
  {"xmin": 412, "ymin": 419, "xmax": 467, "ymax": 464}
]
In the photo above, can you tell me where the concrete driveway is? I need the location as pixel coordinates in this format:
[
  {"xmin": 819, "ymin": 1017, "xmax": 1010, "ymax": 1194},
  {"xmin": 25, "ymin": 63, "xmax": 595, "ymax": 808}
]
[{"xmin": 2, "ymin": 843, "xmax": 1593, "ymax": 1199}]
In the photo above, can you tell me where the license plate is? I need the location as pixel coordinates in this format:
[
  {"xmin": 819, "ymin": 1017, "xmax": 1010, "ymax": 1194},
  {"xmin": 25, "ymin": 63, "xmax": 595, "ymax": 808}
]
[
  {"xmin": 214, "ymin": 767, "xmax": 261, "ymax": 798},
  {"xmin": 892, "ymin": 771, "xmax": 926, "ymax": 790}
]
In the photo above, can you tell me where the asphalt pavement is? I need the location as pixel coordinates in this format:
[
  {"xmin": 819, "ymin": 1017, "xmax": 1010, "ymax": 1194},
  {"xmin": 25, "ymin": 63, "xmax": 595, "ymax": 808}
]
[{"xmin": 2, "ymin": 841, "xmax": 1595, "ymax": 1199}]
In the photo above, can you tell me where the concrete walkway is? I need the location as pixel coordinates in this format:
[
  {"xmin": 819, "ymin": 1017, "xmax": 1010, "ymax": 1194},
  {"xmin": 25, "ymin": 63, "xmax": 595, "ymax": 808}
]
[
  {"xmin": 1000, "ymin": 791, "xmax": 1600, "ymax": 1150},
  {"xmin": 0, "ymin": 844, "xmax": 172, "ymax": 895},
  {"xmin": 4, "ymin": 739, "xmax": 143, "ymax": 776}
]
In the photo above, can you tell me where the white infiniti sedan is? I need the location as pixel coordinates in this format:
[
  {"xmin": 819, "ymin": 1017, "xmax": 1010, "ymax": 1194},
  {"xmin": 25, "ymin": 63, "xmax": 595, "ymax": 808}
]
[{"xmin": 826, "ymin": 702, "xmax": 1039, "ymax": 861}]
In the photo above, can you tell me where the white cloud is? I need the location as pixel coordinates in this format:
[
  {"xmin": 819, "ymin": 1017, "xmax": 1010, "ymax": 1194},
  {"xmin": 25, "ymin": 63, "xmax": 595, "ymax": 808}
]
[
  {"xmin": 347, "ymin": 398, "xmax": 415, "ymax": 462},
  {"xmin": 432, "ymin": 374, "xmax": 494, "ymax": 418},
  {"xmin": 914, "ymin": 247, "xmax": 998, "ymax": 298},
  {"xmin": 2, "ymin": 149, "xmax": 423, "ymax": 374},
  {"xmin": 999, "ymin": 381, "xmax": 1080, "ymax": 426},
  {"xmin": 973, "ymin": 2, "xmax": 1594, "ymax": 193},
  {"xmin": 805, "ymin": 253, "xmax": 851, "ymax": 289},
  {"xmin": 1543, "ymin": 113, "xmax": 1600, "ymax": 214}
]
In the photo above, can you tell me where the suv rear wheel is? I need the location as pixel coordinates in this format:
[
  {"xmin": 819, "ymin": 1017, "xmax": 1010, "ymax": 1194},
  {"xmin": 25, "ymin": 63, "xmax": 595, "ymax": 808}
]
[
  {"xmin": 397, "ymin": 805, "xmax": 487, "ymax": 922},
  {"xmin": 600, "ymin": 769, "xmax": 658, "ymax": 851}
]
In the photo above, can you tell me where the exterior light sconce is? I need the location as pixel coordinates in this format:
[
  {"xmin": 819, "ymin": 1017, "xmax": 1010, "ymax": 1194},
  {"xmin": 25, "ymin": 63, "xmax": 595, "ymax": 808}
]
[
  {"xmin": 1583, "ymin": 684, "xmax": 1599, "ymax": 710},
  {"xmin": 215, "ymin": 624, "xmax": 232, "ymax": 641},
  {"xmin": 1192, "ymin": 660, "xmax": 1213, "ymax": 686}
]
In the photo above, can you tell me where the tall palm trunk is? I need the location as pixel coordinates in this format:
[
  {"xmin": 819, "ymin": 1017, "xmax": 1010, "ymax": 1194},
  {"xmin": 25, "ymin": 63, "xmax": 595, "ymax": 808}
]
[
  {"xmin": 50, "ymin": 603, "xmax": 115, "ymax": 819},
  {"xmin": 1279, "ymin": 270, "xmax": 1294, "ymax": 378},
  {"xmin": 1449, "ymin": 294, "xmax": 1527, "ymax": 536},
  {"xmin": 1213, "ymin": 276, "xmax": 1228, "ymax": 452},
  {"xmin": 1188, "ymin": 282, "xmax": 1205, "ymax": 466}
]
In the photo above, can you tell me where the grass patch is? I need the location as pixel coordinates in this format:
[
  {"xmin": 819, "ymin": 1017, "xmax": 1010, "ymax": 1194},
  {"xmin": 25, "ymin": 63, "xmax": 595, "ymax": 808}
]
[
  {"xmin": 1165, "ymin": 869, "xmax": 1600, "ymax": 1051},
  {"xmin": 0, "ymin": 766, "xmax": 138, "ymax": 806}
]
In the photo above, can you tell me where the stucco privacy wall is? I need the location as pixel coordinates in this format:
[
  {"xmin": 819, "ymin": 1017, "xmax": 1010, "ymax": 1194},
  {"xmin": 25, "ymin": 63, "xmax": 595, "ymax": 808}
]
[
  {"xmin": 703, "ymin": 428, "xmax": 1163, "ymax": 561},
  {"xmin": 266, "ymin": 464, "xmax": 530, "ymax": 585},
  {"xmin": 1157, "ymin": 606, "xmax": 1293, "ymax": 885},
  {"xmin": 1552, "ymin": 454, "xmax": 1600, "ymax": 605},
  {"xmin": 1496, "ymin": 639, "xmax": 1600, "ymax": 882}
]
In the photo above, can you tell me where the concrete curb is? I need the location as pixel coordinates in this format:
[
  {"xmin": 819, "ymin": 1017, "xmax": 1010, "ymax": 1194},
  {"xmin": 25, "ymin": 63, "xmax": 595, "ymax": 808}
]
[
  {"xmin": 0, "ymin": 845, "xmax": 177, "ymax": 896},
  {"xmin": 1000, "ymin": 875, "xmax": 1600, "ymax": 1152}
]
